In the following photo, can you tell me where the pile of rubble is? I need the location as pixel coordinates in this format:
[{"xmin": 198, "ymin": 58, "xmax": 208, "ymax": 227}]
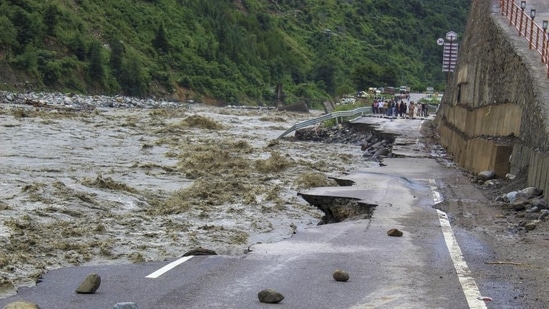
[
  {"xmin": 294, "ymin": 122, "xmax": 395, "ymax": 165},
  {"xmin": 474, "ymin": 171, "xmax": 548, "ymax": 230}
]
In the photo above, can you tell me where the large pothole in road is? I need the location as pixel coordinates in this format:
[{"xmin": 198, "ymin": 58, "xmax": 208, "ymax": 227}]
[{"xmin": 297, "ymin": 193, "xmax": 377, "ymax": 225}]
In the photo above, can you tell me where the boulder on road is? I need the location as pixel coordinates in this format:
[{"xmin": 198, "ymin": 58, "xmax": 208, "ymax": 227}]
[
  {"xmin": 332, "ymin": 269, "xmax": 350, "ymax": 282},
  {"xmin": 75, "ymin": 273, "xmax": 101, "ymax": 294},
  {"xmin": 258, "ymin": 289, "xmax": 284, "ymax": 303}
]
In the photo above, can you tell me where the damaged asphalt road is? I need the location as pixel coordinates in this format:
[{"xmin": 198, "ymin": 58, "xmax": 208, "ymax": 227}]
[{"xmin": 1, "ymin": 154, "xmax": 470, "ymax": 308}]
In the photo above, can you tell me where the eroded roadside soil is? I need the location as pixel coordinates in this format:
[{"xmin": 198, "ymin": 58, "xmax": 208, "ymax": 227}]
[{"xmin": 0, "ymin": 102, "xmax": 373, "ymax": 297}]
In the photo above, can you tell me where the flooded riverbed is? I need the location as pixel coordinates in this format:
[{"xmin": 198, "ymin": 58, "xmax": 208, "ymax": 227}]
[{"xmin": 0, "ymin": 101, "xmax": 369, "ymax": 296}]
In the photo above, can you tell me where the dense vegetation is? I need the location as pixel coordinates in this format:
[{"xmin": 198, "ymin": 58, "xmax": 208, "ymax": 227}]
[{"xmin": 0, "ymin": 0, "xmax": 470, "ymax": 107}]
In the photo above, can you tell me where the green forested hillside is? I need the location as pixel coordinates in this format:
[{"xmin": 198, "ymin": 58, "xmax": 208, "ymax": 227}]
[{"xmin": 0, "ymin": 0, "xmax": 470, "ymax": 107}]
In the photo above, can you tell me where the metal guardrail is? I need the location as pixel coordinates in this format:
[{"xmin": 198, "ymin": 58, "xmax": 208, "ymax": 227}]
[
  {"xmin": 500, "ymin": 0, "xmax": 549, "ymax": 77},
  {"xmin": 277, "ymin": 106, "xmax": 371, "ymax": 139}
]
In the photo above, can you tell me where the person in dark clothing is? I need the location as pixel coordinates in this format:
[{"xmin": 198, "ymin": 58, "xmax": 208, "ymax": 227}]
[{"xmin": 399, "ymin": 100, "xmax": 406, "ymax": 118}]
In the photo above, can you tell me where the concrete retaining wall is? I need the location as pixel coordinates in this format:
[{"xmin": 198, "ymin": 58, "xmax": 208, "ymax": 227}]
[
  {"xmin": 440, "ymin": 104, "xmax": 522, "ymax": 137},
  {"xmin": 436, "ymin": 0, "xmax": 549, "ymax": 196},
  {"xmin": 438, "ymin": 123, "xmax": 512, "ymax": 177},
  {"xmin": 528, "ymin": 152, "xmax": 549, "ymax": 192}
]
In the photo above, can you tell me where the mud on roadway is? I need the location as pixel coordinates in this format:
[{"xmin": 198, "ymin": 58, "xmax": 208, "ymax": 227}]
[
  {"xmin": 1, "ymin": 101, "xmax": 548, "ymax": 308},
  {"xmin": 421, "ymin": 120, "xmax": 549, "ymax": 309}
]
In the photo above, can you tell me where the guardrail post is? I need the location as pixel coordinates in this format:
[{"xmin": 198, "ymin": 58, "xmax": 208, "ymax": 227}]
[
  {"xmin": 508, "ymin": 0, "xmax": 513, "ymax": 22},
  {"xmin": 501, "ymin": 0, "xmax": 549, "ymax": 79},
  {"xmin": 529, "ymin": 10, "xmax": 536, "ymax": 49},
  {"xmin": 515, "ymin": 3, "xmax": 521, "ymax": 28},
  {"xmin": 519, "ymin": 1, "xmax": 526, "ymax": 36},
  {"xmin": 541, "ymin": 20, "xmax": 549, "ymax": 63}
]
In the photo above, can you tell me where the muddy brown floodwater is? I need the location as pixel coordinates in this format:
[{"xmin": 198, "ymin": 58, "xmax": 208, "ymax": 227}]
[{"xmin": 0, "ymin": 102, "xmax": 375, "ymax": 298}]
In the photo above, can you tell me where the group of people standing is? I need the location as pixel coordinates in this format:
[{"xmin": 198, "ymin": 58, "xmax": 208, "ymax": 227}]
[{"xmin": 371, "ymin": 99, "xmax": 428, "ymax": 118}]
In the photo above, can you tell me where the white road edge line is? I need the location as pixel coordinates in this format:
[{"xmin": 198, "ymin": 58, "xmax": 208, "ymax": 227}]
[
  {"xmin": 146, "ymin": 256, "xmax": 194, "ymax": 279},
  {"xmin": 429, "ymin": 179, "xmax": 487, "ymax": 309},
  {"xmin": 436, "ymin": 210, "xmax": 487, "ymax": 309}
]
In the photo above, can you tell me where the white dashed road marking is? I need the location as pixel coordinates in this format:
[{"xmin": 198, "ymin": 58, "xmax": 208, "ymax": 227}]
[{"xmin": 146, "ymin": 256, "xmax": 194, "ymax": 279}]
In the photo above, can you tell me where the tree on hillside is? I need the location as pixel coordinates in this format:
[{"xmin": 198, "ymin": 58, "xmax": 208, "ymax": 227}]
[
  {"xmin": 152, "ymin": 24, "xmax": 170, "ymax": 54},
  {"xmin": 379, "ymin": 66, "xmax": 398, "ymax": 86},
  {"xmin": 12, "ymin": 8, "xmax": 43, "ymax": 52},
  {"xmin": 312, "ymin": 58, "xmax": 338, "ymax": 95},
  {"xmin": 88, "ymin": 41, "xmax": 104, "ymax": 82},
  {"xmin": 351, "ymin": 64, "xmax": 371, "ymax": 92},
  {"xmin": 69, "ymin": 35, "xmax": 87, "ymax": 61},
  {"xmin": 0, "ymin": 16, "xmax": 18, "ymax": 53},
  {"xmin": 43, "ymin": 4, "xmax": 59, "ymax": 36},
  {"xmin": 351, "ymin": 62, "xmax": 398, "ymax": 90},
  {"xmin": 119, "ymin": 57, "xmax": 147, "ymax": 97},
  {"xmin": 38, "ymin": 53, "xmax": 61, "ymax": 86},
  {"xmin": 109, "ymin": 39, "xmax": 125, "ymax": 78}
]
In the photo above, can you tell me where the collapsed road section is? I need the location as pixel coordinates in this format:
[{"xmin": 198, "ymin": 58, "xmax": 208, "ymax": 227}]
[
  {"xmin": 298, "ymin": 190, "xmax": 378, "ymax": 224},
  {"xmin": 292, "ymin": 115, "xmax": 434, "ymax": 224}
]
